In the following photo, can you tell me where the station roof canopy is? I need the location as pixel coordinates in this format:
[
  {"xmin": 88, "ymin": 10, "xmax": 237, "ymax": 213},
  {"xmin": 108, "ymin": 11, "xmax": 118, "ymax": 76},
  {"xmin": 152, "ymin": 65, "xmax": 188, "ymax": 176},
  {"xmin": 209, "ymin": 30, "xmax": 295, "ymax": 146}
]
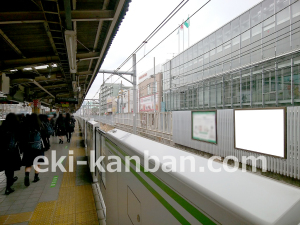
[{"xmin": 0, "ymin": 0, "xmax": 130, "ymax": 110}]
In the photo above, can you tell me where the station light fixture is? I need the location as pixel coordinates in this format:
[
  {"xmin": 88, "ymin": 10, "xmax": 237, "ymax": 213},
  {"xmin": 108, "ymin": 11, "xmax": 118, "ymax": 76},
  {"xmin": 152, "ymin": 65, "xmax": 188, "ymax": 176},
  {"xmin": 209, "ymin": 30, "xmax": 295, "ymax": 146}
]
[
  {"xmin": 35, "ymin": 65, "xmax": 48, "ymax": 70},
  {"xmin": 65, "ymin": 30, "xmax": 77, "ymax": 73},
  {"xmin": 23, "ymin": 68, "xmax": 32, "ymax": 71}
]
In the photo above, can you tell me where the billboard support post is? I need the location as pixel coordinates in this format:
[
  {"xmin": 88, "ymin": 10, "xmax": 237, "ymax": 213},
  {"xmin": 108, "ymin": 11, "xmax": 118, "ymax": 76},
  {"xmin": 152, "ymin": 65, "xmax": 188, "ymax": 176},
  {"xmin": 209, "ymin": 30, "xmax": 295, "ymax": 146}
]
[
  {"xmin": 133, "ymin": 54, "xmax": 137, "ymax": 134},
  {"xmin": 99, "ymin": 92, "xmax": 101, "ymax": 124},
  {"xmin": 154, "ymin": 57, "xmax": 156, "ymax": 113}
]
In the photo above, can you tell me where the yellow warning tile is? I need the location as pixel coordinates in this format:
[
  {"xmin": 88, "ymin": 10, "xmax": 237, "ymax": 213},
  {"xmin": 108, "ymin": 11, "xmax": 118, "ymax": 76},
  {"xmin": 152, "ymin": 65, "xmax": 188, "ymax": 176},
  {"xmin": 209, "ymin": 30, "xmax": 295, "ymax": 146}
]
[
  {"xmin": 0, "ymin": 215, "xmax": 8, "ymax": 224},
  {"xmin": 30, "ymin": 202, "xmax": 56, "ymax": 221},
  {"xmin": 52, "ymin": 213, "xmax": 75, "ymax": 225},
  {"xmin": 34, "ymin": 201, "xmax": 56, "ymax": 211},
  {"xmin": 57, "ymin": 198, "xmax": 76, "ymax": 205},
  {"xmin": 76, "ymin": 203, "xmax": 96, "ymax": 213},
  {"xmin": 76, "ymin": 221, "xmax": 99, "ymax": 225},
  {"xmin": 54, "ymin": 205, "xmax": 75, "ymax": 216},
  {"xmin": 4, "ymin": 212, "xmax": 33, "ymax": 224},
  {"xmin": 75, "ymin": 210, "xmax": 98, "ymax": 224},
  {"xmin": 29, "ymin": 217, "xmax": 54, "ymax": 225}
]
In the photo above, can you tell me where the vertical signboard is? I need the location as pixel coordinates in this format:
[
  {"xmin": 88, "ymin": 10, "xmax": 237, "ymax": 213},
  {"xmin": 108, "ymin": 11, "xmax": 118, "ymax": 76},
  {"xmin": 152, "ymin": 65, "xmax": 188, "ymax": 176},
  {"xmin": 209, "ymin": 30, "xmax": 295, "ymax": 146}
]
[{"xmin": 192, "ymin": 111, "xmax": 217, "ymax": 144}]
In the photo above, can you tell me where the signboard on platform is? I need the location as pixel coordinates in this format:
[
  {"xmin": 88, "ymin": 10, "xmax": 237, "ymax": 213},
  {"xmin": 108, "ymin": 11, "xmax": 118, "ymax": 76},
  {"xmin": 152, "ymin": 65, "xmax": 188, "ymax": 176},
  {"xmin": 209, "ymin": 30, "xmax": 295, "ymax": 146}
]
[
  {"xmin": 234, "ymin": 108, "xmax": 286, "ymax": 158},
  {"xmin": 0, "ymin": 99, "xmax": 19, "ymax": 104},
  {"xmin": 55, "ymin": 98, "xmax": 78, "ymax": 104},
  {"xmin": 192, "ymin": 111, "xmax": 217, "ymax": 144},
  {"xmin": 61, "ymin": 102, "xmax": 70, "ymax": 107}
]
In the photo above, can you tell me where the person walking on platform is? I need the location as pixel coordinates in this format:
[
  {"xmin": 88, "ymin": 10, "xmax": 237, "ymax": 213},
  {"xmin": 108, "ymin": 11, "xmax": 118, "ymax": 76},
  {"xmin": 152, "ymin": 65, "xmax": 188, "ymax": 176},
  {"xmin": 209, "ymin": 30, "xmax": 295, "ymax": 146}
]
[
  {"xmin": 21, "ymin": 113, "xmax": 44, "ymax": 187},
  {"xmin": 0, "ymin": 113, "xmax": 21, "ymax": 195},
  {"xmin": 39, "ymin": 114, "xmax": 52, "ymax": 150},
  {"xmin": 55, "ymin": 113, "xmax": 66, "ymax": 144},
  {"xmin": 65, "ymin": 113, "xmax": 75, "ymax": 143},
  {"xmin": 50, "ymin": 113, "xmax": 57, "ymax": 136}
]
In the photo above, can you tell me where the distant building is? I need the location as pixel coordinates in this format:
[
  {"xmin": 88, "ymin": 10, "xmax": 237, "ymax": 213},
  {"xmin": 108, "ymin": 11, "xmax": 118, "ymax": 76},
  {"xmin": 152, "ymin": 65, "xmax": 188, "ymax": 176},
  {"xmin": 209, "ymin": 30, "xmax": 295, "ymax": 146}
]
[
  {"xmin": 117, "ymin": 89, "xmax": 134, "ymax": 113},
  {"xmin": 163, "ymin": 0, "xmax": 300, "ymax": 111},
  {"xmin": 100, "ymin": 83, "xmax": 130, "ymax": 115},
  {"xmin": 138, "ymin": 65, "xmax": 163, "ymax": 112}
]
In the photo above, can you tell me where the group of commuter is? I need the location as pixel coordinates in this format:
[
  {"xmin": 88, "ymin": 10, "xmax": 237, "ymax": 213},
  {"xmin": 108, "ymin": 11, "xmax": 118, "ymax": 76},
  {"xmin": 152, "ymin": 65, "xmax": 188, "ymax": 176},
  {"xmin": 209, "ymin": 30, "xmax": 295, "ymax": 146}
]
[
  {"xmin": 0, "ymin": 112, "xmax": 75, "ymax": 195},
  {"xmin": 51, "ymin": 113, "xmax": 75, "ymax": 144}
]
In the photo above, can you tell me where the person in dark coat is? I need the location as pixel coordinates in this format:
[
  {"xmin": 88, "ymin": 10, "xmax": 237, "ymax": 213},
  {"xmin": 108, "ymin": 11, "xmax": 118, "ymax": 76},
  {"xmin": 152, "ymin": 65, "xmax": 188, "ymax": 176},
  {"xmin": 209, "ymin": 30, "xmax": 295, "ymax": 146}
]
[
  {"xmin": 0, "ymin": 113, "xmax": 21, "ymax": 195},
  {"xmin": 55, "ymin": 113, "xmax": 66, "ymax": 144},
  {"xmin": 39, "ymin": 114, "xmax": 50, "ymax": 150},
  {"xmin": 50, "ymin": 113, "xmax": 57, "ymax": 136},
  {"xmin": 21, "ymin": 113, "xmax": 44, "ymax": 187},
  {"xmin": 65, "ymin": 113, "xmax": 75, "ymax": 143}
]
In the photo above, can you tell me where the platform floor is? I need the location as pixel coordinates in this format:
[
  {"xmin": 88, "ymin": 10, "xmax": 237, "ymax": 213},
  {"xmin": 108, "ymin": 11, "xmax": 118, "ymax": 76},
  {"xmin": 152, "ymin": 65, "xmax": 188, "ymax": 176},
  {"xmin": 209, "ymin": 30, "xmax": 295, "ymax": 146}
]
[{"xmin": 0, "ymin": 123, "xmax": 98, "ymax": 225}]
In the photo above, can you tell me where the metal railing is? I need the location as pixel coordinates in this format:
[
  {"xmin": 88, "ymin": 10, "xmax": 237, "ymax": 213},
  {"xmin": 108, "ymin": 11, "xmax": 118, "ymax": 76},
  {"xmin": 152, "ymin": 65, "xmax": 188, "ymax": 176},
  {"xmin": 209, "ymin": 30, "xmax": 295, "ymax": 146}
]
[{"xmin": 114, "ymin": 112, "xmax": 173, "ymax": 145}]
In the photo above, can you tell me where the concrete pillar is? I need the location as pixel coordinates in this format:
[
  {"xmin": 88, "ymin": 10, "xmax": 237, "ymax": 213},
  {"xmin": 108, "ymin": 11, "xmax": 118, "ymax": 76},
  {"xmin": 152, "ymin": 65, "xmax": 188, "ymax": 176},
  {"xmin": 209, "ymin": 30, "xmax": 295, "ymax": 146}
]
[{"xmin": 33, "ymin": 99, "xmax": 39, "ymax": 114}]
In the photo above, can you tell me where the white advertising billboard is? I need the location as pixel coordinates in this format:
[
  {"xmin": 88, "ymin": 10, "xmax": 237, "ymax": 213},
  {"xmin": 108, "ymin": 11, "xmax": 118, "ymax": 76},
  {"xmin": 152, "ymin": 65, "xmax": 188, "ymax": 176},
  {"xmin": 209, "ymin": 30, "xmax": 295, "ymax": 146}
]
[
  {"xmin": 192, "ymin": 111, "xmax": 217, "ymax": 144},
  {"xmin": 234, "ymin": 108, "xmax": 286, "ymax": 158},
  {"xmin": 139, "ymin": 94, "xmax": 158, "ymax": 112}
]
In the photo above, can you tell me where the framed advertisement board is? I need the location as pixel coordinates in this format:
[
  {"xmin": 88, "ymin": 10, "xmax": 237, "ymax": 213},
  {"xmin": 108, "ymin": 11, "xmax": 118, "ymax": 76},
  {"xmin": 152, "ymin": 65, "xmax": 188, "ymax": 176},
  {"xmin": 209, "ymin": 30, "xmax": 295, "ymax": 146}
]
[
  {"xmin": 192, "ymin": 111, "xmax": 217, "ymax": 144},
  {"xmin": 234, "ymin": 108, "xmax": 287, "ymax": 158}
]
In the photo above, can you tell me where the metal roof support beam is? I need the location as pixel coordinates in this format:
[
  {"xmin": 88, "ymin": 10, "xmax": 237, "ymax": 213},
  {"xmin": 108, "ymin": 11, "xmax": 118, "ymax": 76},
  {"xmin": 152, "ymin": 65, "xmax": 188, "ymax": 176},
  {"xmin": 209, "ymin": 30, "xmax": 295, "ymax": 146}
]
[
  {"xmin": 0, "ymin": 10, "xmax": 114, "ymax": 24},
  {"xmin": 0, "ymin": 56, "xmax": 59, "ymax": 70},
  {"xmin": 99, "ymin": 70, "xmax": 133, "ymax": 84},
  {"xmin": 98, "ymin": 70, "xmax": 134, "ymax": 75},
  {"xmin": 33, "ymin": 80, "xmax": 55, "ymax": 98},
  {"xmin": 63, "ymin": 0, "xmax": 73, "ymax": 30},
  {"xmin": 78, "ymin": 56, "xmax": 99, "ymax": 61},
  {"xmin": 87, "ymin": 0, "xmax": 109, "ymax": 81},
  {"xmin": 86, "ymin": 0, "xmax": 127, "ymax": 95},
  {"xmin": 77, "ymin": 52, "xmax": 100, "ymax": 60},
  {"xmin": 32, "ymin": 83, "xmax": 68, "ymax": 91},
  {"xmin": 77, "ymin": 71, "xmax": 93, "ymax": 75},
  {"xmin": 0, "ymin": 20, "xmax": 45, "ymax": 25},
  {"xmin": 70, "ymin": 10, "xmax": 114, "ymax": 21},
  {"xmin": 43, "ymin": 22, "xmax": 59, "ymax": 57},
  {"xmin": 0, "ymin": 29, "xmax": 25, "ymax": 58}
]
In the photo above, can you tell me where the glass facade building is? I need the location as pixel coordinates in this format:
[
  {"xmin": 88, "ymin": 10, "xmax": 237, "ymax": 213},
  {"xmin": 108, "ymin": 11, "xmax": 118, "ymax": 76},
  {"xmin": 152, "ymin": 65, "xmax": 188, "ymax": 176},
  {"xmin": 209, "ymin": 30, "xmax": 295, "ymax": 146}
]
[{"xmin": 163, "ymin": 0, "xmax": 300, "ymax": 110}]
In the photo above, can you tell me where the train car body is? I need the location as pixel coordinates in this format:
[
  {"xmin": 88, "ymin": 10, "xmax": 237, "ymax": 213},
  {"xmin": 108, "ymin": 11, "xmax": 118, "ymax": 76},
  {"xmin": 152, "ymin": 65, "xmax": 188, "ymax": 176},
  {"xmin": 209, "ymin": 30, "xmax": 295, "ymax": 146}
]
[{"xmin": 81, "ymin": 118, "xmax": 300, "ymax": 225}]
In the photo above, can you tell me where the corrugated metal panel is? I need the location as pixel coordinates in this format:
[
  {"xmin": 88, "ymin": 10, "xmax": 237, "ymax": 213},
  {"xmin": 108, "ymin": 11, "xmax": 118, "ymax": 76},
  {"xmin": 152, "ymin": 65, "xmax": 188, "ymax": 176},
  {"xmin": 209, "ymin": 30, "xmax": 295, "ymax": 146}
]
[{"xmin": 173, "ymin": 107, "xmax": 300, "ymax": 180}]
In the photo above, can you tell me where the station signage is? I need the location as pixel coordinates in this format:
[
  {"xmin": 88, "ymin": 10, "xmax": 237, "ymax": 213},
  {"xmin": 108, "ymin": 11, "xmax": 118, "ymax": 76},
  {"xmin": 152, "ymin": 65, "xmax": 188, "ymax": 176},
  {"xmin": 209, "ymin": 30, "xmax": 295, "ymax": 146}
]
[
  {"xmin": 55, "ymin": 98, "xmax": 78, "ymax": 104},
  {"xmin": 0, "ymin": 98, "xmax": 19, "ymax": 104}
]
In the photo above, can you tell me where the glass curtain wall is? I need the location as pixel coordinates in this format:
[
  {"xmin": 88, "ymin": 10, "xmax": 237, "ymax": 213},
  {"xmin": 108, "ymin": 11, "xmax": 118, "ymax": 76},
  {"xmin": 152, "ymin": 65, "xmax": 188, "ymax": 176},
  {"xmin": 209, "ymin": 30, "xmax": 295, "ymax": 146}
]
[{"xmin": 163, "ymin": 0, "xmax": 300, "ymax": 111}]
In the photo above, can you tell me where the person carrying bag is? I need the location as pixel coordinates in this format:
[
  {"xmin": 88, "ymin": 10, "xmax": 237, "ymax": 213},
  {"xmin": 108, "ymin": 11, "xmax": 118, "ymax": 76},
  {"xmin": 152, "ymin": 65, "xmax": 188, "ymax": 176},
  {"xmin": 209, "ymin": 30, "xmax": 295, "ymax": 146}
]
[{"xmin": 0, "ymin": 113, "xmax": 21, "ymax": 195}]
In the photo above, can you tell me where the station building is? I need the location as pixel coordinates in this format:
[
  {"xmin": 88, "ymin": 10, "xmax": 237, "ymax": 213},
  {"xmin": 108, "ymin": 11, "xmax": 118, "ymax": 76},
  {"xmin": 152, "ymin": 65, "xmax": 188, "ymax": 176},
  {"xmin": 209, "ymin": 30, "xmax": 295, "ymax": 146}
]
[
  {"xmin": 163, "ymin": 0, "xmax": 300, "ymax": 110},
  {"xmin": 138, "ymin": 64, "xmax": 163, "ymax": 112}
]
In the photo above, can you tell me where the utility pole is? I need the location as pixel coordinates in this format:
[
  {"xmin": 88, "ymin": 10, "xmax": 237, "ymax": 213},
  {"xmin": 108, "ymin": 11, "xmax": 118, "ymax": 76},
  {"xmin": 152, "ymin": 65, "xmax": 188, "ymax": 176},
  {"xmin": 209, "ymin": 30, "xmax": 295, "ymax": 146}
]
[
  {"xmin": 154, "ymin": 57, "xmax": 156, "ymax": 113},
  {"xmin": 99, "ymin": 92, "xmax": 101, "ymax": 123},
  {"xmin": 121, "ymin": 80, "xmax": 123, "ymax": 113},
  {"xmin": 88, "ymin": 101, "xmax": 90, "ymax": 120},
  {"xmin": 133, "ymin": 54, "xmax": 137, "ymax": 134},
  {"xmin": 117, "ymin": 83, "xmax": 120, "ymax": 113},
  {"xmin": 99, "ymin": 54, "xmax": 137, "ymax": 134}
]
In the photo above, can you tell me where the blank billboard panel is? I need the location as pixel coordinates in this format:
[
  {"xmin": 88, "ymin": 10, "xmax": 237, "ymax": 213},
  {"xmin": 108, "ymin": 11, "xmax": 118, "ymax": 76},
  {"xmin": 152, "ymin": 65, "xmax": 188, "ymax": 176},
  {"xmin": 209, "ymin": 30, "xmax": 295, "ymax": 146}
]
[{"xmin": 234, "ymin": 108, "xmax": 286, "ymax": 158}]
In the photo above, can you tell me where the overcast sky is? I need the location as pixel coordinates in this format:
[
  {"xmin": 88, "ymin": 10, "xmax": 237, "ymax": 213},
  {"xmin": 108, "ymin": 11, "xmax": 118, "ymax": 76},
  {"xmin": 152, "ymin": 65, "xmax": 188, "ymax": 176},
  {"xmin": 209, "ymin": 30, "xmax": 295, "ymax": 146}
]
[{"xmin": 85, "ymin": 0, "xmax": 262, "ymax": 99}]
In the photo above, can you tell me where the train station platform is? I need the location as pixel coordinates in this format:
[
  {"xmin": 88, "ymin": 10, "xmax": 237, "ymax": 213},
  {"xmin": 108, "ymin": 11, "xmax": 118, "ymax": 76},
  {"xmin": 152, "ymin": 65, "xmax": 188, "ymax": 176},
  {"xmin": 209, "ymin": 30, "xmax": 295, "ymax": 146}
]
[{"xmin": 0, "ymin": 123, "xmax": 99, "ymax": 225}]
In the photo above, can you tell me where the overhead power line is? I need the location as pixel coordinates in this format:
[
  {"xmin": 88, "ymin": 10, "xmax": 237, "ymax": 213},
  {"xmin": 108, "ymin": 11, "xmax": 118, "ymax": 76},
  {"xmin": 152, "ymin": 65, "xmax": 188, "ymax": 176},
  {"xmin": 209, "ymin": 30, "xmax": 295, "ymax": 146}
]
[
  {"xmin": 91, "ymin": 0, "xmax": 191, "ymax": 99},
  {"xmin": 90, "ymin": 0, "xmax": 212, "ymax": 100}
]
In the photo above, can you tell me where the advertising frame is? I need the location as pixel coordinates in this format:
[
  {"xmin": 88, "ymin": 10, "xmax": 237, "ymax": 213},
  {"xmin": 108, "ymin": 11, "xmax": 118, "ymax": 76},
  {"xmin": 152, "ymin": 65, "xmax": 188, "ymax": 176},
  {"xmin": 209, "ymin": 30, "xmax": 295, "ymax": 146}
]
[
  {"xmin": 233, "ymin": 107, "xmax": 287, "ymax": 159},
  {"xmin": 191, "ymin": 110, "xmax": 218, "ymax": 144}
]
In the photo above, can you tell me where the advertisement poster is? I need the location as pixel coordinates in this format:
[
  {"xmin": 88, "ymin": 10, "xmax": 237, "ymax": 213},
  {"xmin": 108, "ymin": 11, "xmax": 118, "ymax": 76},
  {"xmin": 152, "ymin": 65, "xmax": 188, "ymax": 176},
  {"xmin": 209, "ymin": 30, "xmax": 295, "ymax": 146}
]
[
  {"xmin": 140, "ymin": 94, "xmax": 158, "ymax": 112},
  {"xmin": 234, "ymin": 109, "xmax": 285, "ymax": 158},
  {"xmin": 192, "ymin": 111, "xmax": 217, "ymax": 144}
]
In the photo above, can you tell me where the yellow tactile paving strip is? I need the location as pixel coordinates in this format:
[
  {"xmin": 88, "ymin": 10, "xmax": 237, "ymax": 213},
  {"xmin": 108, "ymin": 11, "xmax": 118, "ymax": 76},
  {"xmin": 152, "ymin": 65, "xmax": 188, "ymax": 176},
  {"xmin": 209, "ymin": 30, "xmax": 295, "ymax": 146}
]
[{"xmin": 0, "ymin": 124, "xmax": 99, "ymax": 225}]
